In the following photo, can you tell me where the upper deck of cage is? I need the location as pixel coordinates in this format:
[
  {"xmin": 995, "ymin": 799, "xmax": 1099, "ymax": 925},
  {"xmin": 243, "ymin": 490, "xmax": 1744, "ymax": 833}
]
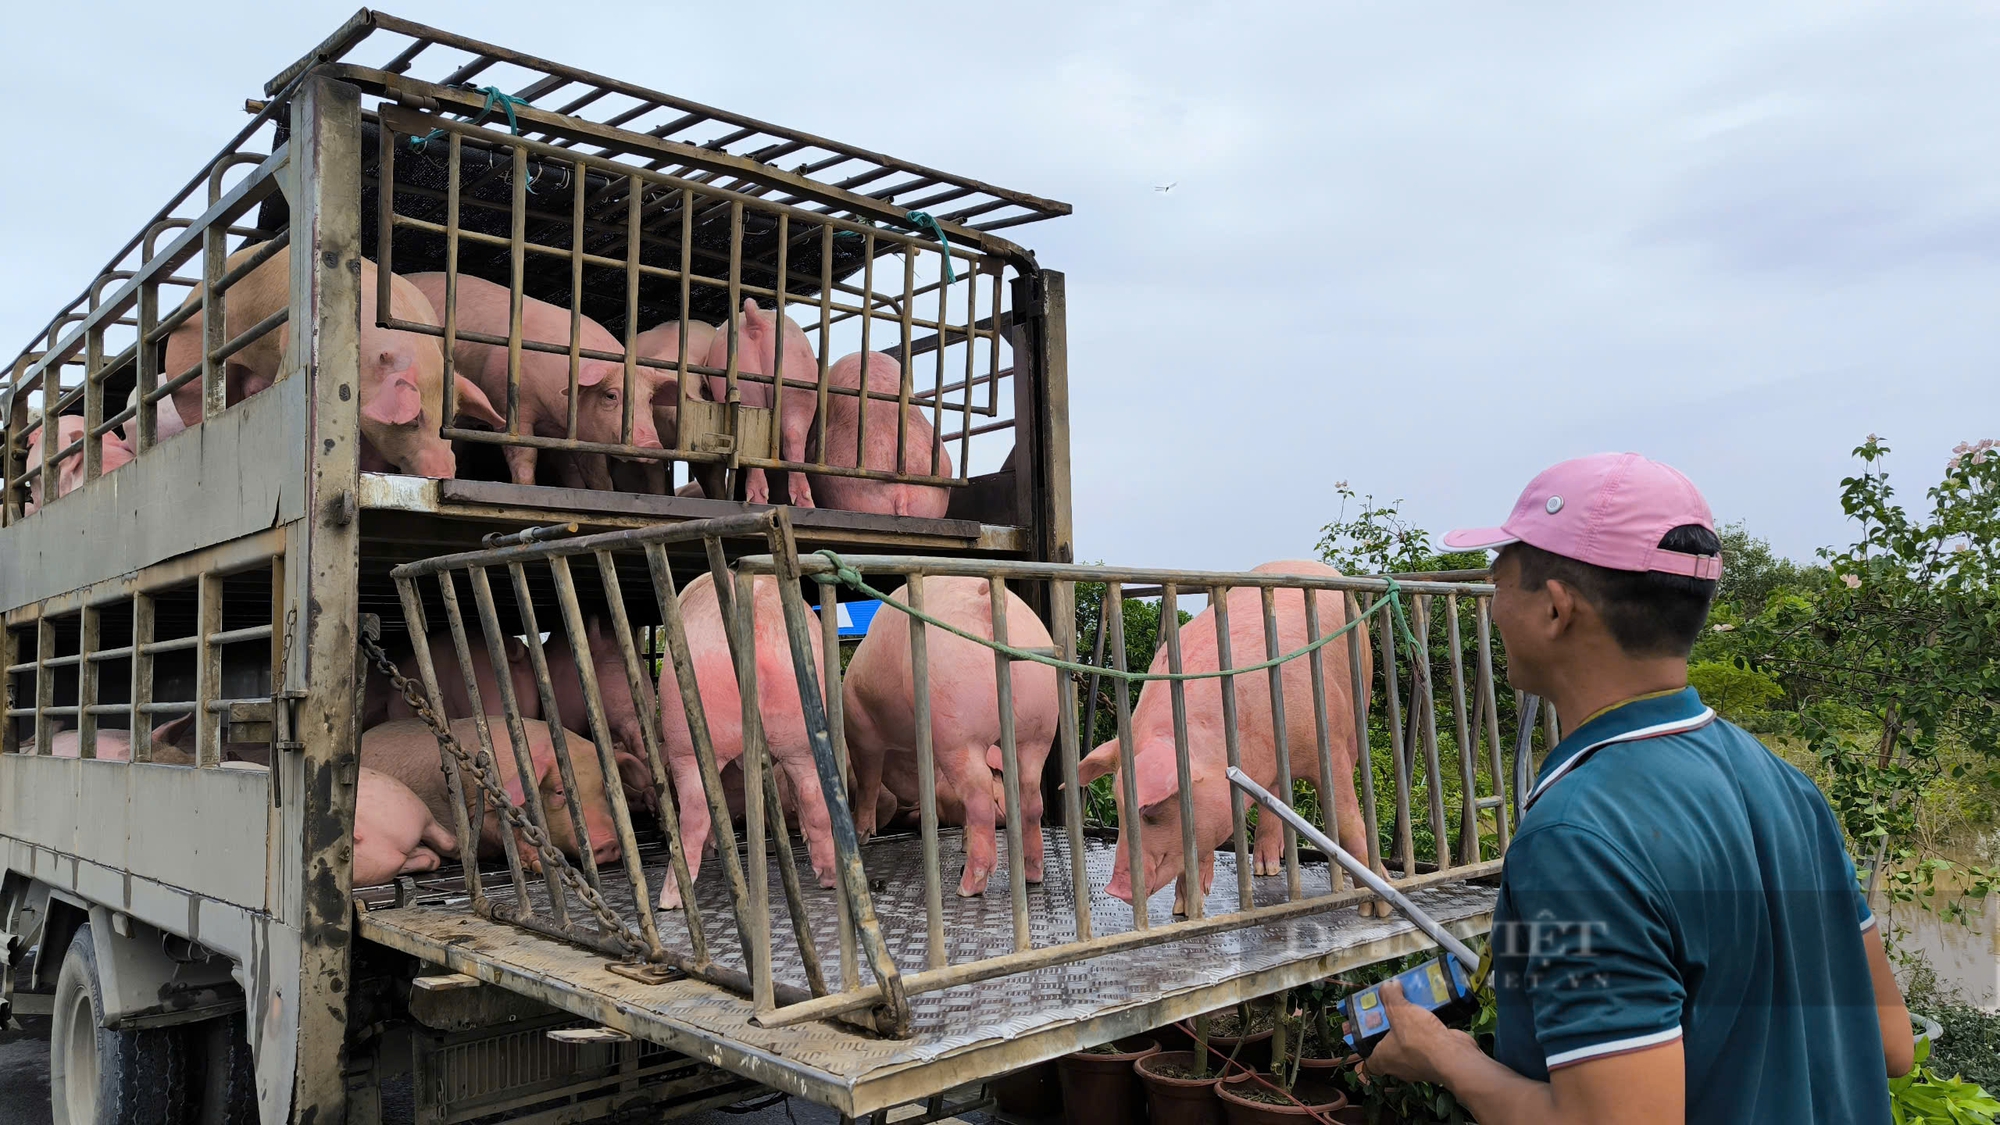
[{"xmin": 3, "ymin": 10, "xmax": 1070, "ymax": 524}]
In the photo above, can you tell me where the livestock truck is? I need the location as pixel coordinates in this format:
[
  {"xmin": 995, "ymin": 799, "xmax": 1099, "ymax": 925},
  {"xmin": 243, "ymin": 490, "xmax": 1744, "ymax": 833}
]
[{"xmin": 0, "ymin": 13, "xmax": 1516, "ymax": 1124}]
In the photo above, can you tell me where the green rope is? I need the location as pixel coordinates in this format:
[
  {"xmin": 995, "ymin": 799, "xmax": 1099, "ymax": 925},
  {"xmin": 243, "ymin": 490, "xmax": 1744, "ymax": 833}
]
[
  {"xmin": 812, "ymin": 550, "xmax": 1422, "ymax": 682},
  {"xmin": 409, "ymin": 85, "xmax": 525, "ymax": 152},
  {"xmin": 903, "ymin": 211, "xmax": 956, "ymax": 283},
  {"xmin": 832, "ymin": 212, "xmax": 959, "ymax": 284}
]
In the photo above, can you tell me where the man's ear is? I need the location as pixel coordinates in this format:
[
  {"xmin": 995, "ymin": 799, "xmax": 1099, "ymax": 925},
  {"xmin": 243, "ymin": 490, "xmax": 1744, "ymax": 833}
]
[{"xmin": 1546, "ymin": 578, "xmax": 1582, "ymax": 638}]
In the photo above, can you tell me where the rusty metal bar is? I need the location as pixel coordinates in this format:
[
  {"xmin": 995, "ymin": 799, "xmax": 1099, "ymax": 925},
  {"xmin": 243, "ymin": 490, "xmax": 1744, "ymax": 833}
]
[
  {"xmin": 1303, "ymin": 589, "xmax": 1342, "ymax": 893},
  {"xmin": 818, "ymin": 578, "xmax": 860, "ymax": 990},
  {"xmin": 1447, "ymin": 595, "xmax": 1479, "ymax": 865},
  {"xmin": 1106, "ymin": 582, "xmax": 1145, "ymax": 926},
  {"xmin": 442, "ymin": 132, "xmax": 463, "ymax": 427},
  {"xmin": 396, "ymin": 576, "xmax": 493, "ymax": 912},
  {"xmin": 1259, "ymin": 586, "xmax": 1301, "ymax": 899},
  {"xmin": 549, "ymin": 556, "xmax": 666, "ymax": 957},
  {"xmin": 442, "ymin": 570, "xmax": 543, "ymax": 910},
  {"xmin": 1380, "ymin": 606, "xmax": 1413, "ymax": 878},
  {"xmin": 1161, "ymin": 583, "xmax": 1200, "ymax": 919},
  {"xmin": 762, "ymin": 748, "xmax": 828, "ymax": 998},
  {"xmin": 510, "ymin": 561, "xmax": 609, "ymax": 899},
  {"xmin": 620, "ymin": 173, "xmax": 643, "ymax": 446},
  {"xmin": 765, "ymin": 533, "xmax": 907, "ymax": 1030},
  {"xmin": 195, "ymin": 572, "xmax": 222, "ymax": 767},
  {"xmin": 642, "ymin": 540, "xmax": 761, "ymax": 968},
  {"xmin": 770, "ymin": 211, "xmax": 790, "ymax": 469},
  {"xmin": 594, "ymin": 549, "xmax": 706, "ymax": 960},
  {"xmin": 75, "ymin": 605, "xmax": 99, "ymax": 758},
  {"xmin": 674, "ymin": 187, "xmax": 695, "ymax": 460},
  {"xmin": 1345, "ymin": 592, "xmax": 1382, "ymax": 890},
  {"xmin": 990, "ymin": 577, "xmax": 1030, "ymax": 949},
  {"xmin": 1052, "ymin": 578, "xmax": 1090, "ymax": 942},
  {"xmin": 759, "ymin": 856, "xmax": 1505, "ymax": 1029},
  {"xmin": 1476, "ymin": 600, "xmax": 1510, "ymax": 850},
  {"xmin": 1411, "ymin": 597, "xmax": 1449, "ymax": 872},
  {"xmin": 906, "ymin": 572, "xmax": 945, "ymax": 969},
  {"xmin": 129, "ymin": 592, "xmax": 154, "ymax": 763},
  {"xmin": 505, "ymin": 143, "xmax": 529, "ymax": 434},
  {"xmin": 727, "ymin": 568, "xmax": 776, "ymax": 1012},
  {"xmin": 813, "ymin": 222, "xmax": 834, "ymax": 467},
  {"xmin": 1210, "ymin": 586, "xmax": 1255, "ymax": 910}
]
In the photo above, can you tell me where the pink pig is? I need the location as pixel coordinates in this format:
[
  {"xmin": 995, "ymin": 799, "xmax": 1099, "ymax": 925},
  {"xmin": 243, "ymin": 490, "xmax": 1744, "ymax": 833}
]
[
  {"xmin": 163, "ymin": 246, "xmax": 503, "ymax": 476},
  {"xmin": 843, "ymin": 577, "xmax": 1057, "ymax": 896},
  {"xmin": 363, "ymin": 632, "xmax": 542, "ymax": 730},
  {"xmin": 30, "ymin": 716, "xmax": 195, "ymax": 764},
  {"xmin": 542, "ymin": 616, "xmax": 657, "ymax": 811},
  {"xmin": 360, "ymin": 717, "xmax": 623, "ymax": 867},
  {"xmin": 1076, "ymin": 560, "xmax": 1374, "ymax": 914},
  {"xmin": 655, "ymin": 572, "xmax": 831, "ymax": 909},
  {"xmin": 702, "ymin": 300, "xmax": 819, "ymax": 507},
  {"xmin": 603, "ymin": 320, "xmax": 718, "ymax": 494},
  {"xmin": 21, "ymin": 417, "xmax": 135, "ymax": 512},
  {"xmin": 408, "ymin": 273, "xmax": 664, "ymax": 491},
  {"xmin": 352, "ymin": 766, "xmax": 459, "ymax": 886},
  {"xmin": 806, "ymin": 352, "xmax": 952, "ymax": 519}
]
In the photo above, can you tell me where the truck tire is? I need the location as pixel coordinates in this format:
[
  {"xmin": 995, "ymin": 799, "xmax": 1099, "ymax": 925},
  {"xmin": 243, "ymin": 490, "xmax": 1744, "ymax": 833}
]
[
  {"xmin": 193, "ymin": 1014, "xmax": 257, "ymax": 1125},
  {"xmin": 48, "ymin": 923, "xmax": 199, "ymax": 1125}
]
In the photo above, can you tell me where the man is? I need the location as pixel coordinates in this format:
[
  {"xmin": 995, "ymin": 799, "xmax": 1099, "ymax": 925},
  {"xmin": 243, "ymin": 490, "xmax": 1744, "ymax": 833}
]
[{"xmin": 1362, "ymin": 453, "xmax": 1913, "ymax": 1124}]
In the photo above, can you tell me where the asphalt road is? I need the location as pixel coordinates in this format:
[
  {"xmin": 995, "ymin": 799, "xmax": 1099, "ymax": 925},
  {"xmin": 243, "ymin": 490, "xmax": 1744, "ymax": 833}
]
[{"xmin": 0, "ymin": 1023, "xmax": 51, "ymax": 1125}]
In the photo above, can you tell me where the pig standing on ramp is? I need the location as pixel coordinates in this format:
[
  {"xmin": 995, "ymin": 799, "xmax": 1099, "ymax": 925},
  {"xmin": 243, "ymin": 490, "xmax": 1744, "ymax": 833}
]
[
  {"xmin": 1077, "ymin": 560, "xmax": 1375, "ymax": 915},
  {"xmin": 843, "ymin": 576, "xmax": 1058, "ymax": 896}
]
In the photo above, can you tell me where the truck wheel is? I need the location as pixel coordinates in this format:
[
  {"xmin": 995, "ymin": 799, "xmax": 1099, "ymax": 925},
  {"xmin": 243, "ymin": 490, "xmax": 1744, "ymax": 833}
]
[
  {"xmin": 48, "ymin": 923, "xmax": 198, "ymax": 1125},
  {"xmin": 193, "ymin": 1013, "xmax": 257, "ymax": 1125}
]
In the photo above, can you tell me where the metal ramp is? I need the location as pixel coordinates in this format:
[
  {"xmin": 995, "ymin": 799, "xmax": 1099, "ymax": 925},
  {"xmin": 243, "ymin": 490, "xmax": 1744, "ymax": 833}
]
[{"xmin": 357, "ymin": 831, "xmax": 1497, "ymax": 1115}]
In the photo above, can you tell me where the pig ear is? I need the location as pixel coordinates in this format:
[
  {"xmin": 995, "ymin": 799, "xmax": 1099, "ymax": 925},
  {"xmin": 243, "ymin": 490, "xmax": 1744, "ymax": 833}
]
[
  {"xmin": 452, "ymin": 375, "xmax": 505, "ymax": 429},
  {"xmin": 1134, "ymin": 752, "xmax": 1192, "ymax": 816},
  {"xmin": 362, "ymin": 369, "xmax": 423, "ymax": 427},
  {"xmin": 1076, "ymin": 741, "xmax": 1120, "ymax": 786},
  {"xmin": 149, "ymin": 714, "xmax": 194, "ymax": 747}
]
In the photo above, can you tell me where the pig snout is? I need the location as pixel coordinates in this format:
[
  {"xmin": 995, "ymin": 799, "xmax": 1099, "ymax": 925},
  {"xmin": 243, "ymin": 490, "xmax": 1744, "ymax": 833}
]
[{"xmin": 408, "ymin": 445, "xmax": 458, "ymax": 479}]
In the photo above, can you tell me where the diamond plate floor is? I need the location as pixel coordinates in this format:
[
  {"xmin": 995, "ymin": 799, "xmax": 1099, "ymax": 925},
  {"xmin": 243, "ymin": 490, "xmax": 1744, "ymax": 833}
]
[{"xmin": 358, "ymin": 828, "xmax": 1497, "ymax": 1114}]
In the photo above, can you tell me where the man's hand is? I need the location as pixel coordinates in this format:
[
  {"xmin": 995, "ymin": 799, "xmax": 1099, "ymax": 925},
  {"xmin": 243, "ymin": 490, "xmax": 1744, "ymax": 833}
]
[{"xmin": 1358, "ymin": 981, "xmax": 1482, "ymax": 1086}]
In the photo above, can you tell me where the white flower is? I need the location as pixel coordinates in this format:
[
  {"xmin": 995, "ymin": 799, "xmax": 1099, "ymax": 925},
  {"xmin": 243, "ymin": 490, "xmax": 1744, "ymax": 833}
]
[
  {"xmin": 1841, "ymin": 573, "xmax": 1861, "ymax": 589},
  {"xmin": 1868, "ymin": 433, "xmax": 1880, "ymax": 443},
  {"xmin": 1711, "ymin": 623, "xmax": 1736, "ymax": 633},
  {"xmin": 1955, "ymin": 441, "xmax": 1973, "ymax": 455},
  {"xmin": 1976, "ymin": 451, "xmax": 1991, "ymax": 465},
  {"xmin": 1955, "ymin": 541, "xmax": 1972, "ymax": 553}
]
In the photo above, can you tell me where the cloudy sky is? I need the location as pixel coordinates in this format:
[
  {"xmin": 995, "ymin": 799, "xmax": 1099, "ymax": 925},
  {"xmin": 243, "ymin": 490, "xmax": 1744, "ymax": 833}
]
[{"xmin": 4, "ymin": 2, "xmax": 1991, "ymax": 568}]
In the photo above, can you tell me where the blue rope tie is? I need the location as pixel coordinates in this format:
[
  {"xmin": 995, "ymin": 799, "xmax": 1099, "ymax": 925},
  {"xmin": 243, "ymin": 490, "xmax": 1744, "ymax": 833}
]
[{"xmin": 409, "ymin": 85, "xmax": 526, "ymax": 152}]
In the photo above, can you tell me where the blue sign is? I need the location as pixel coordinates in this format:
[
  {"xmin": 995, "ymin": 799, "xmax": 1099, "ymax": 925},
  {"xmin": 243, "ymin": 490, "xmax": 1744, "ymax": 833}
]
[{"xmin": 836, "ymin": 599, "xmax": 883, "ymax": 638}]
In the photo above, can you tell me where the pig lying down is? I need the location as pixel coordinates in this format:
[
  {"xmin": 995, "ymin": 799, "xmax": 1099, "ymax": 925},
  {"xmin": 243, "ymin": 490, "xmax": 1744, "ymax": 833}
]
[
  {"xmin": 360, "ymin": 717, "xmax": 623, "ymax": 868},
  {"xmin": 352, "ymin": 767, "xmax": 459, "ymax": 886},
  {"xmin": 1077, "ymin": 560, "xmax": 1375, "ymax": 915},
  {"xmin": 844, "ymin": 576, "xmax": 1057, "ymax": 896}
]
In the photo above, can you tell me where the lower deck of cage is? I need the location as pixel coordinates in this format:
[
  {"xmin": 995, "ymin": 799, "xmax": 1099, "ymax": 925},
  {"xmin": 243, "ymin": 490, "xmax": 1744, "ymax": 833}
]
[{"xmin": 359, "ymin": 827, "xmax": 1498, "ymax": 1100}]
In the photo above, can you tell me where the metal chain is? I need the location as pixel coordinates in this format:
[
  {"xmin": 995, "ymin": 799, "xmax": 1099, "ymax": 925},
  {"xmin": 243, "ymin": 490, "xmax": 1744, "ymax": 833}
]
[{"xmin": 357, "ymin": 627, "xmax": 650, "ymax": 961}]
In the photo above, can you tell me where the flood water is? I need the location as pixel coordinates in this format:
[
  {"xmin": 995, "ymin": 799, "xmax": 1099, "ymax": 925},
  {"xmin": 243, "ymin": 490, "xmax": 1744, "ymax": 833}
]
[{"xmin": 1886, "ymin": 840, "xmax": 2000, "ymax": 1011}]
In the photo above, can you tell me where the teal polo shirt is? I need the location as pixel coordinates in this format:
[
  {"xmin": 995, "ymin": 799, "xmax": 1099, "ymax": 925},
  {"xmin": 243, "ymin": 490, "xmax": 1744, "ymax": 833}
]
[{"xmin": 1490, "ymin": 687, "xmax": 1888, "ymax": 1122}]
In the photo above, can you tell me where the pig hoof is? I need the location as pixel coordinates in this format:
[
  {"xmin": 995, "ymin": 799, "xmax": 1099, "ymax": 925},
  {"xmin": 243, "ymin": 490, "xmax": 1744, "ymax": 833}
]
[{"xmin": 1172, "ymin": 893, "xmax": 1187, "ymax": 916}]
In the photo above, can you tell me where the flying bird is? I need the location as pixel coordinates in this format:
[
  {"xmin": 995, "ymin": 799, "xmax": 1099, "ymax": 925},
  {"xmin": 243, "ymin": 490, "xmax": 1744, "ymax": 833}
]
[{"xmin": 1155, "ymin": 182, "xmax": 1177, "ymax": 192}]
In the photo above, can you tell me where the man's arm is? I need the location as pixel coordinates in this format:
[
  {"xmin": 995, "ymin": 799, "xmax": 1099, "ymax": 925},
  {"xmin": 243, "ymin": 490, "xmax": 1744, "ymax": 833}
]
[
  {"xmin": 1865, "ymin": 924, "xmax": 1914, "ymax": 1077},
  {"xmin": 1365, "ymin": 981, "xmax": 1684, "ymax": 1125}
]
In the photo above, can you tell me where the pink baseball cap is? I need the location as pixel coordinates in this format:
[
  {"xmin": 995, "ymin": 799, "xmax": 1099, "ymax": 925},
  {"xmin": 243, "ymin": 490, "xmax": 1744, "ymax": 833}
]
[{"xmin": 1443, "ymin": 453, "xmax": 1722, "ymax": 580}]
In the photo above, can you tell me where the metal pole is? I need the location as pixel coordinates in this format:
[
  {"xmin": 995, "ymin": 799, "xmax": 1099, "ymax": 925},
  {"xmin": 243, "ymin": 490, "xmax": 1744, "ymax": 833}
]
[{"xmin": 1226, "ymin": 767, "xmax": 1479, "ymax": 970}]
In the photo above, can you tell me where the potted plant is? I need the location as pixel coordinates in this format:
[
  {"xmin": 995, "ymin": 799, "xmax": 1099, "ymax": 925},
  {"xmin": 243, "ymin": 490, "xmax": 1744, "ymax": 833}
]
[
  {"xmin": 1215, "ymin": 990, "xmax": 1350, "ymax": 1125},
  {"xmin": 1058, "ymin": 1036, "xmax": 1160, "ymax": 1125},
  {"xmin": 1207, "ymin": 999, "xmax": 1278, "ymax": 1073},
  {"xmin": 1136, "ymin": 1021, "xmax": 1226, "ymax": 1125}
]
